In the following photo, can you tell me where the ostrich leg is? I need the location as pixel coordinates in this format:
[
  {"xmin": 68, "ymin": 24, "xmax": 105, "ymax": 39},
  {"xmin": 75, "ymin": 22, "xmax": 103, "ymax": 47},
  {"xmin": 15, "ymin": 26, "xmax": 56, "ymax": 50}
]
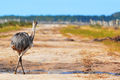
[
  {"xmin": 19, "ymin": 56, "xmax": 25, "ymax": 74},
  {"xmin": 14, "ymin": 57, "xmax": 20, "ymax": 74}
]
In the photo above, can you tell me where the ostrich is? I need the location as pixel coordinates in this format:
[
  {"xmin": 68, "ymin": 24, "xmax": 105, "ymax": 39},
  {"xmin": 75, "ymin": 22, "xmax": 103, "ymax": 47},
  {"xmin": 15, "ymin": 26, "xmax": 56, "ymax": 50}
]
[{"xmin": 11, "ymin": 21, "xmax": 37, "ymax": 74}]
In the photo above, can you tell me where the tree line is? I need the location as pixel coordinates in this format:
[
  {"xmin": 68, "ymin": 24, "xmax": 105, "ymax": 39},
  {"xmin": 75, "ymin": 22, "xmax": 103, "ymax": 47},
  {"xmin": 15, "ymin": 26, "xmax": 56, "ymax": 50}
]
[{"xmin": 0, "ymin": 12, "xmax": 120, "ymax": 22}]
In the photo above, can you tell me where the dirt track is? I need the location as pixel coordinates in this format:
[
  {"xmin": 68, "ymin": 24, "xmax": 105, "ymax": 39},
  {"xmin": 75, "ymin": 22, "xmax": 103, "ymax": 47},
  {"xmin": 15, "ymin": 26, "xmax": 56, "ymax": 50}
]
[{"xmin": 0, "ymin": 24, "xmax": 120, "ymax": 80}]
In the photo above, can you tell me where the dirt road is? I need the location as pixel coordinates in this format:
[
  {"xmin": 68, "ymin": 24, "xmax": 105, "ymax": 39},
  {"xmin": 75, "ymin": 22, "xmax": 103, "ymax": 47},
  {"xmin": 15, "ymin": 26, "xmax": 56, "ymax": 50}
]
[{"xmin": 0, "ymin": 24, "xmax": 120, "ymax": 80}]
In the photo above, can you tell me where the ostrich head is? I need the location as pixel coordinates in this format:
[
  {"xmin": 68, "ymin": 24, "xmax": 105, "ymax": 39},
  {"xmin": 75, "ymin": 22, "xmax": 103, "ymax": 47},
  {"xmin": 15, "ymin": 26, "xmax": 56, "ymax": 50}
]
[{"xmin": 32, "ymin": 21, "xmax": 38, "ymax": 32}]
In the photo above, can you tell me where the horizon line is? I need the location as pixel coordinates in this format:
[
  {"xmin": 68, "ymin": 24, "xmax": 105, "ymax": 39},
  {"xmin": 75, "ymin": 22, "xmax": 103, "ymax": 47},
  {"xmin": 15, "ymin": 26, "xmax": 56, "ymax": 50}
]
[{"xmin": 0, "ymin": 14, "xmax": 112, "ymax": 16}]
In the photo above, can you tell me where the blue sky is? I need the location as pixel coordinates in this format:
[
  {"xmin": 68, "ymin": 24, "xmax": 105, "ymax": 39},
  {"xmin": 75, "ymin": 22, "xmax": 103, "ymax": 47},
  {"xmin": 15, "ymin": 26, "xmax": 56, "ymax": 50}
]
[{"xmin": 0, "ymin": 0, "xmax": 120, "ymax": 16}]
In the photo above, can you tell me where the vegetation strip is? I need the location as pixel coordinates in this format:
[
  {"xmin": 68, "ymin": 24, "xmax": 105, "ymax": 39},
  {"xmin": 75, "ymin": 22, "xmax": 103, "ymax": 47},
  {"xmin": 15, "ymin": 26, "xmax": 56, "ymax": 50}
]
[
  {"xmin": 0, "ymin": 21, "xmax": 32, "ymax": 38},
  {"xmin": 60, "ymin": 25, "xmax": 120, "ymax": 52}
]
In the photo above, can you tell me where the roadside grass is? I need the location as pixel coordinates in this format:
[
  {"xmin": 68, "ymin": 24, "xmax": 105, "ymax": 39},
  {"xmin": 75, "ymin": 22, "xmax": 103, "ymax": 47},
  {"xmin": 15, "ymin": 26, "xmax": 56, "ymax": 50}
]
[
  {"xmin": 61, "ymin": 25, "xmax": 120, "ymax": 38},
  {"xmin": 0, "ymin": 21, "xmax": 32, "ymax": 33},
  {"xmin": 0, "ymin": 26, "xmax": 21, "ymax": 33},
  {"xmin": 103, "ymin": 40, "xmax": 120, "ymax": 53},
  {"xmin": 60, "ymin": 25, "xmax": 120, "ymax": 52},
  {"xmin": 0, "ymin": 34, "xmax": 12, "ymax": 38},
  {"xmin": 0, "ymin": 25, "xmax": 32, "ymax": 33},
  {"xmin": 0, "ymin": 25, "xmax": 31, "ymax": 38}
]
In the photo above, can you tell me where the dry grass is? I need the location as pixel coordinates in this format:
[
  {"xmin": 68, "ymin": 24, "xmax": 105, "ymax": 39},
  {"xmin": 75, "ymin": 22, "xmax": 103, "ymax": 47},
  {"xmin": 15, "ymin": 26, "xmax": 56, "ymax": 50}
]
[
  {"xmin": 60, "ymin": 25, "xmax": 120, "ymax": 52},
  {"xmin": 0, "ymin": 26, "xmax": 21, "ymax": 33},
  {"xmin": 0, "ymin": 25, "xmax": 31, "ymax": 38},
  {"xmin": 61, "ymin": 25, "xmax": 120, "ymax": 38}
]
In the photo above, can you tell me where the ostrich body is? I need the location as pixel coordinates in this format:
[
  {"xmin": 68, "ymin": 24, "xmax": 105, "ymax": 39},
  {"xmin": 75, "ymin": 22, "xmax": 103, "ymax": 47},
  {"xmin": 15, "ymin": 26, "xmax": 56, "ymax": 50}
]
[{"xmin": 11, "ymin": 21, "xmax": 37, "ymax": 74}]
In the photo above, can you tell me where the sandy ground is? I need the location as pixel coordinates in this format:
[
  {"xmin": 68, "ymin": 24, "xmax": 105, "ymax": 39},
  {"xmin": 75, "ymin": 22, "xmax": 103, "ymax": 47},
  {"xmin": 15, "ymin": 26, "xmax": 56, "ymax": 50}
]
[{"xmin": 0, "ymin": 24, "xmax": 120, "ymax": 80}]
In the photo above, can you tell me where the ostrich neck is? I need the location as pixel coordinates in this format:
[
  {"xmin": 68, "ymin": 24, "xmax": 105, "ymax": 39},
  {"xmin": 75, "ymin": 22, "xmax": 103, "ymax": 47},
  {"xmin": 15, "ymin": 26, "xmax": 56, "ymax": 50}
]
[{"xmin": 30, "ymin": 26, "xmax": 36, "ymax": 42}]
